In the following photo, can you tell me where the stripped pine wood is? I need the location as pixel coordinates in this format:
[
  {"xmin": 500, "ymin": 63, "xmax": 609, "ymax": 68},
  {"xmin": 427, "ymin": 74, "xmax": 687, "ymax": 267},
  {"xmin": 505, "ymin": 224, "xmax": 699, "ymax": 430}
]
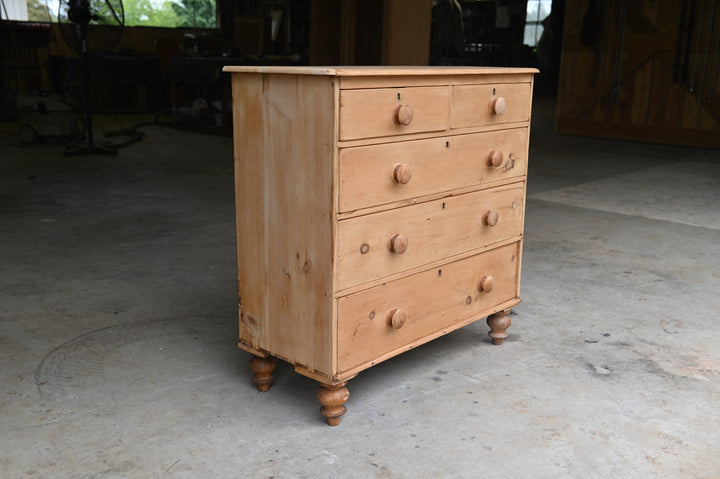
[
  {"xmin": 232, "ymin": 74, "xmax": 266, "ymax": 352},
  {"xmin": 336, "ymin": 183, "xmax": 525, "ymax": 291},
  {"xmin": 339, "ymin": 86, "xmax": 450, "ymax": 140},
  {"xmin": 338, "ymin": 127, "xmax": 528, "ymax": 213},
  {"xmin": 232, "ymin": 73, "xmax": 336, "ymax": 374},
  {"xmin": 225, "ymin": 66, "xmax": 535, "ymax": 425},
  {"xmin": 337, "ymin": 242, "xmax": 521, "ymax": 372},
  {"xmin": 452, "ymin": 83, "xmax": 532, "ymax": 129}
]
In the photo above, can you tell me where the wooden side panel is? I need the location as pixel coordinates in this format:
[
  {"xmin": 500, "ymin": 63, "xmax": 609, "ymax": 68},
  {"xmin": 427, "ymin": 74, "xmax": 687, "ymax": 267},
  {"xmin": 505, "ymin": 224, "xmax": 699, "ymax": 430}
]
[
  {"xmin": 232, "ymin": 73, "xmax": 267, "ymax": 351},
  {"xmin": 336, "ymin": 183, "xmax": 525, "ymax": 291},
  {"xmin": 337, "ymin": 242, "xmax": 520, "ymax": 372},
  {"xmin": 262, "ymin": 74, "xmax": 336, "ymax": 374},
  {"xmin": 338, "ymin": 127, "xmax": 528, "ymax": 213},
  {"xmin": 233, "ymin": 73, "xmax": 336, "ymax": 375}
]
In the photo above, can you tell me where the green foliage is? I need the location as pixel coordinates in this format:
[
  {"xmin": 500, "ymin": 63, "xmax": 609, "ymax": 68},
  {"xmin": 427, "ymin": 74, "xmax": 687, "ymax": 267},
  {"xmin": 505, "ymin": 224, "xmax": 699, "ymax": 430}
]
[
  {"xmin": 123, "ymin": 0, "xmax": 180, "ymax": 27},
  {"xmin": 170, "ymin": 0, "xmax": 216, "ymax": 28},
  {"xmin": 26, "ymin": 0, "xmax": 53, "ymax": 22},
  {"xmin": 123, "ymin": 0, "xmax": 218, "ymax": 28},
  {"xmin": 24, "ymin": 0, "xmax": 217, "ymax": 29}
]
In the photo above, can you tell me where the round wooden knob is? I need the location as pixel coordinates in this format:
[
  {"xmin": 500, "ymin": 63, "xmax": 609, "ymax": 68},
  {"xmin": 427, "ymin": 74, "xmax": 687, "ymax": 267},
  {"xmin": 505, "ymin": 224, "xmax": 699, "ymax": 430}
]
[
  {"xmin": 395, "ymin": 104, "xmax": 414, "ymax": 126},
  {"xmin": 392, "ymin": 164, "xmax": 412, "ymax": 184},
  {"xmin": 487, "ymin": 149, "xmax": 504, "ymax": 167},
  {"xmin": 478, "ymin": 275, "xmax": 495, "ymax": 293},
  {"xmin": 489, "ymin": 97, "xmax": 507, "ymax": 116},
  {"xmin": 389, "ymin": 233, "xmax": 408, "ymax": 254},
  {"xmin": 387, "ymin": 308, "xmax": 406, "ymax": 329},
  {"xmin": 483, "ymin": 210, "xmax": 499, "ymax": 227}
]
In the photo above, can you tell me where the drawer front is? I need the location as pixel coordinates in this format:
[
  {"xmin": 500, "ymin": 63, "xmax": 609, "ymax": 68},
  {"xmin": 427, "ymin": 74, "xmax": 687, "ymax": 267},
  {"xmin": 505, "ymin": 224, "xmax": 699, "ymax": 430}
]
[
  {"xmin": 339, "ymin": 86, "xmax": 450, "ymax": 141},
  {"xmin": 336, "ymin": 183, "xmax": 525, "ymax": 291},
  {"xmin": 338, "ymin": 128, "xmax": 528, "ymax": 213},
  {"xmin": 337, "ymin": 242, "xmax": 520, "ymax": 372},
  {"xmin": 452, "ymin": 83, "xmax": 531, "ymax": 129}
]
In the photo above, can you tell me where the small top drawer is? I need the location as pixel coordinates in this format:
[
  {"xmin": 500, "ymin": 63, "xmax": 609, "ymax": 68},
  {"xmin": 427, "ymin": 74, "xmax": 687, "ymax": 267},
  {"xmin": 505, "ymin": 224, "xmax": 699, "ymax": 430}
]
[
  {"xmin": 452, "ymin": 83, "xmax": 531, "ymax": 129},
  {"xmin": 339, "ymin": 86, "xmax": 450, "ymax": 141}
]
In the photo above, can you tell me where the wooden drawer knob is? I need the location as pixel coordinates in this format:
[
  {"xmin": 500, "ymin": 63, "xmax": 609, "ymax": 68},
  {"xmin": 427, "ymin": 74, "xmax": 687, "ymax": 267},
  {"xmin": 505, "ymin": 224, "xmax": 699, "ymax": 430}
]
[
  {"xmin": 392, "ymin": 163, "xmax": 412, "ymax": 184},
  {"xmin": 395, "ymin": 104, "xmax": 414, "ymax": 126},
  {"xmin": 478, "ymin": 275, "xmax": 495, "ymax": 293},
  {"xmin": 489, "ymin": 97, "xmax": 507, "ymax": 116},
  {"xmin": 387, "ymin": 308, "xmax": 406, "ymax": 329},
  {"xmin": 487, "ymin": 149, "xmax": 504, "ymax": 167},
  {"xmin": 389, "ymin": 233, "xmax": 408, "ymax": 254},
  {"xmin": 483, "ymin": 210, "xmax": 499, "ymax": 227}
]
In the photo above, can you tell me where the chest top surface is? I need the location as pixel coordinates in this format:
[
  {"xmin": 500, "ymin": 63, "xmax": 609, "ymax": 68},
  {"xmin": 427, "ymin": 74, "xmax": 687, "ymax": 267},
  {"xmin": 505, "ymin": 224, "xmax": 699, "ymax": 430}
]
[{"xmin": 222, "ymin": 65, "xmax": 539, "ymax": 76}]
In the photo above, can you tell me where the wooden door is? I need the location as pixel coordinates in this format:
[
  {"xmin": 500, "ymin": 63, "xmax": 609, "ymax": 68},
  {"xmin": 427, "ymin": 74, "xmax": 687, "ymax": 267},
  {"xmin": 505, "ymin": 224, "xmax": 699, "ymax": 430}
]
[{"xmin": 556, "ymin": 0, "xmax": 720, "ymax": 147}]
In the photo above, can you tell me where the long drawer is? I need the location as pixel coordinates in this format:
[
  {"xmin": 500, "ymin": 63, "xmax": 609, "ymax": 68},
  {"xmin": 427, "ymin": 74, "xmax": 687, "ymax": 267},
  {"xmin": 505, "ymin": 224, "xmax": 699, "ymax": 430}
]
[
  {"xmin": 337, "ymin": 242, "xmax": 521, "ymax": 372},
  {"xmin": 336, "ymin": 182, "xmax": 525, "ymax": 291},
  {"xmin": 339, "ymin": 86, "xmax": 450, "ymax": 141},
  {"xmin": 338, "ymin": 128, "xmax": 528, "ymax": 213}
]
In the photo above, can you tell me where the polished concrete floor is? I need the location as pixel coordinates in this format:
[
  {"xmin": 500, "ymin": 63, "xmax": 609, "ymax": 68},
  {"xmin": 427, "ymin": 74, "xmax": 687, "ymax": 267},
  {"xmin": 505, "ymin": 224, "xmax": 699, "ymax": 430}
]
[{"xmin": 1, "ymin": 100, "xmax": 720, "ymax": 478}]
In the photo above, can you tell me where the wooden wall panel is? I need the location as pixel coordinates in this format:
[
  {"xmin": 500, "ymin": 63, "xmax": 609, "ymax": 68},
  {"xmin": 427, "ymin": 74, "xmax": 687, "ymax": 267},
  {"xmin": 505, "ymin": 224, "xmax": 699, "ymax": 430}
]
[
  {"xmin": 310, "ymin": 0, "xmax": 431, "ymax": 66},
  {"xmin": 556, "ymin": 0, "xmax": 720, "ymax": 148},
  {"xmin": 382, "ymin": 0, "xmax": 432, "ymax": 65}
]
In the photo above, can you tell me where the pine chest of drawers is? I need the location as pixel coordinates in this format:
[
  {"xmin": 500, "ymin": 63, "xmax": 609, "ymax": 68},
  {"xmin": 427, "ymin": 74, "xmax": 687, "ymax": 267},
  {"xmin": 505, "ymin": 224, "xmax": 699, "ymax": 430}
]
[{"xmin": 224, "ymin": 66, "xmax": 537, "ymax": 425}]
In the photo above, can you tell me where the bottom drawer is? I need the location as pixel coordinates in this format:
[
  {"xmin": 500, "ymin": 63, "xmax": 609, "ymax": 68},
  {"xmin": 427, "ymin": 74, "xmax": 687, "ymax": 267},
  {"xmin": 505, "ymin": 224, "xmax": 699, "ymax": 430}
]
[{"xmin": 337, "ymin": 242, "xmax": 521, "ymax": 373}]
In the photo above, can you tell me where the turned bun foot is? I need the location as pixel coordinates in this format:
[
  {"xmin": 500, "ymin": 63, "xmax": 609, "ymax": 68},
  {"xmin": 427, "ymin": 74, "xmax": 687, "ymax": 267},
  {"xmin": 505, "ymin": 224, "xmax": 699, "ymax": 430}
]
[
  {"xmin": 317, "ymin": 382, "xmax": 349, "ymax": 426},
  {"xmin": 487, "ymin": 311, "xmax": 511, "ymax": 345},
  {"xmin": 250, "ymin": 355, "xmax": 277, "ymax": 392}
]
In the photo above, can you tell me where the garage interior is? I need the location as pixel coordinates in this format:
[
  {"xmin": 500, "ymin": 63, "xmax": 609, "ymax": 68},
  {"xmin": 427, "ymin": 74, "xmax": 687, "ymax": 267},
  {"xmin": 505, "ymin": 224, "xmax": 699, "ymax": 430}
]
[{"xmin": 1, "ymin": 0, "xmax": 719, "ymax": 477}]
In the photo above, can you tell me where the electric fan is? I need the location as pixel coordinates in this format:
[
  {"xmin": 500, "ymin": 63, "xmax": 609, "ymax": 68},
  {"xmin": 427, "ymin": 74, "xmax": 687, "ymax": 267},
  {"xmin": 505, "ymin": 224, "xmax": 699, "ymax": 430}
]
[{"xmin": 57, "ymin": 0, "xmax": 124, "ymax": 156}]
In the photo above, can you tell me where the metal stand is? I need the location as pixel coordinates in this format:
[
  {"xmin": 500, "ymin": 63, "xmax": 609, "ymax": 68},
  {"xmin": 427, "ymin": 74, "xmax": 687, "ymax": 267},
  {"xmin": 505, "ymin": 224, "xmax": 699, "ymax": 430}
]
[{"xmin": 63, "ymin": 13, "xmax": 117, "ymax": 157}]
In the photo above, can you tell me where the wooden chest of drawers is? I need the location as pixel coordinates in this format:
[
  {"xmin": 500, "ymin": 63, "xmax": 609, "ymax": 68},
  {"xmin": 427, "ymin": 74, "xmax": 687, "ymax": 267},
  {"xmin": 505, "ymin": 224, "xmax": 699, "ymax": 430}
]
[{"xmin": 224, "ymin": 66, "xmax": 536, "ymax": 425}]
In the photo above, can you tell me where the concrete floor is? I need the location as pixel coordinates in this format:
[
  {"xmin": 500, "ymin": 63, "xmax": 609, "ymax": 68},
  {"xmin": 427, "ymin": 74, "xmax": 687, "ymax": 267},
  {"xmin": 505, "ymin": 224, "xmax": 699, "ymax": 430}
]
[{"xmin": 1, "ymin": 100, "xmax": 720, "ymax": 478}]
